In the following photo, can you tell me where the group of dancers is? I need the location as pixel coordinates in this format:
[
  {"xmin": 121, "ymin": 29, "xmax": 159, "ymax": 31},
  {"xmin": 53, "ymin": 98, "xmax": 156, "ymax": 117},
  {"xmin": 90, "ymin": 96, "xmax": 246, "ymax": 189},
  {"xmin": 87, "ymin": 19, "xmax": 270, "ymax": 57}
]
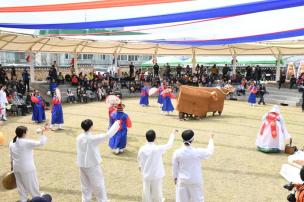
[
  {"xmin": 8, "ymin": 106, "xmax": 215, "ymax": 202},
  {"xmin": 31, "ymin": 88, "xmax": 64, "ymax": 130},
  {"xmin": 6, "ymin": 78, "xmax": 301, "ymax": 202},
  {"xmin": 139, "ymin": 81, "xmax": 175, "ymax": 115}
]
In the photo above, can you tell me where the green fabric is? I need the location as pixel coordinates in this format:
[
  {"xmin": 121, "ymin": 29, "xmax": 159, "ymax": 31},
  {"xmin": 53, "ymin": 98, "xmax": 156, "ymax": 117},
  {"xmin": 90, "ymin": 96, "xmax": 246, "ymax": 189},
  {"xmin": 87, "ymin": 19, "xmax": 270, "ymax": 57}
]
[{"xmin": 256, "ymin": 147, "xmax": 281, "ymax": 153}]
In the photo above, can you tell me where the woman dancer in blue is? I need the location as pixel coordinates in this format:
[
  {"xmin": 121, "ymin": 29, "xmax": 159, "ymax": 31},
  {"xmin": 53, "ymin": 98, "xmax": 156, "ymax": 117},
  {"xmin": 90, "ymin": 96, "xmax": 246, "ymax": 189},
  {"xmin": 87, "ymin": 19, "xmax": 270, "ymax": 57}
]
[
  {"xmin": 140, "ymin": 82, "xmax": 149, "ymax": 107},
  {"xmin": 162, "ymin": 87, "xmax": 175, "ymax": 115},
  {"xmin": 50, "ymin": 88, "xmax": 64, "ymax": 130},
  {"xmin": 109, "ymin": 103, "xmax": 132, "ymax": 154},
  {"xmin": 157, "ymin": 81, "xmax": 167, "ymax": 107},
  {"xmin": 248, "ymin": 81, "xmax": 258, "ymax": 106},
  {"xmin": 31, "ymin": 90, "xmax": 45, "ymax": 124}
]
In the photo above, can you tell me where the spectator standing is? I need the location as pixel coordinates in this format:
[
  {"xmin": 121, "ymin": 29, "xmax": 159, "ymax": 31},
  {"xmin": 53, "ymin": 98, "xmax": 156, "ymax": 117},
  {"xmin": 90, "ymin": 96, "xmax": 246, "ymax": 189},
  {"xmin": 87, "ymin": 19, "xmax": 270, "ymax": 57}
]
[
  {"xmin": 0, "ymin": 85, "xmax": 8, "ymax": 121},
  {"xmin": 11, "ymin": 66, "xmax": 16, "ymax": 80},
  {"xmin": 153, "ymin": 63, "xmax": 160, "ymax": 77},
  {"xmin": 129, "ymin": 62, "xmax": 135, "ymax": 78},
  {"xmin": 185, "ymin": 65, "xmax": 191, "ymax": 75},
  {"xmin": 176, "ymin": 64, "xmax": 182, "ymax": 78},
  {"xmin": 165, "ymin": 63, "xmax": 171, "ymax": 80},
  {"xmin": 22, "ymin": 68, "xmax": 30, "ymax": 92},
  {"xmin": 278, "ymin": 69, "xmax": 286, "ymax": 89},
  {"xmin": 222, "ymin": 64, "xmax": 229, "ymax": 79},
  {"xmin": 258, "ymin": 83, "xmax": 267, "ymax": 105}
]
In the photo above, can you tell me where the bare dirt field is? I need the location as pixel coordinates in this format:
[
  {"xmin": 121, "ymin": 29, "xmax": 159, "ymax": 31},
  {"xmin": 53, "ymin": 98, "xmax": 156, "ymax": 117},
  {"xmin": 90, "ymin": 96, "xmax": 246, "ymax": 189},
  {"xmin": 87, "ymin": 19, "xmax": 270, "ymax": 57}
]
[{"xmin": 1, "ymin": 98, "xmax": 304, "ymax": 202}]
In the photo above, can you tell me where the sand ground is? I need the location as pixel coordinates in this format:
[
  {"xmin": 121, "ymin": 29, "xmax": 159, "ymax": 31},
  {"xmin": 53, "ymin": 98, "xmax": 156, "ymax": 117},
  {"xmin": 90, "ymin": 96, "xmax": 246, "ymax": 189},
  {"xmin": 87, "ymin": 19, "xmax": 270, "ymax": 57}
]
[{"xmin": 0, "ymin": 98, "xmax": 304, "ymax": 202}]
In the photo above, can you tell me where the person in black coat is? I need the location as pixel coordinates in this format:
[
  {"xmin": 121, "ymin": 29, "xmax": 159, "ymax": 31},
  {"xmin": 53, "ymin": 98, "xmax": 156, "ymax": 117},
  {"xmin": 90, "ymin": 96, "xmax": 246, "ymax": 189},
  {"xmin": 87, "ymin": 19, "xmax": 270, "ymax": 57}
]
[
  {"xmin": 11, "ymin": 66, "xmax": 16, "ymax": 80},
  {"xmin": 258, "ymin": 83, "xmax": 267, "ymax": 105},
  {"xmin": 153, "ymin": 63, "xmax": 159, "ymax": 77}
]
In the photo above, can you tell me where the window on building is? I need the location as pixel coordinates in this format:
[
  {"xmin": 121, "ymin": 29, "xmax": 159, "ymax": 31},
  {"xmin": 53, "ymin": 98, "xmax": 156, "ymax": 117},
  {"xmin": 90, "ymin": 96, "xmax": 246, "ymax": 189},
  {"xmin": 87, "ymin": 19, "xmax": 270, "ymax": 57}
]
[
  {"xmin": 128, "ymin": 55, "xmax": 134, "ymax": 61},
  {"xmin": 118, "ymin": 55, "xmax": 127, "ymax": 61},
  {"xmin": 101, "ymin": 54, "xmax": 106, "ymax": 60},
  {"xmin": 65, "ymin": 54, "xmax": 70, "ymax": 59},
  {"xmin": 82, "ymin": 54, "xmax": 93, "ymax": 60}
]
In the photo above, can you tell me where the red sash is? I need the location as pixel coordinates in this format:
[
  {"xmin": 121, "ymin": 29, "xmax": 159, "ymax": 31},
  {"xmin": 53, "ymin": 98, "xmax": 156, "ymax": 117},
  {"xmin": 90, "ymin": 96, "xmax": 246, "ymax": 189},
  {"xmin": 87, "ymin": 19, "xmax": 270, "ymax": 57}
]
[{"xmin": 259, "ymin": 112, "xmax": 279, "ymax": 138}]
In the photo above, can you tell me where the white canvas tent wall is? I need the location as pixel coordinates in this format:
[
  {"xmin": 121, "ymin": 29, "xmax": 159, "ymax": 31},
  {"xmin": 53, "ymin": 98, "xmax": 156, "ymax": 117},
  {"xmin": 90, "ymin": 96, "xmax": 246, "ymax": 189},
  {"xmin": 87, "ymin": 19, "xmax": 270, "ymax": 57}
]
[
  {"xmin": 1, "ymin": 31, "xmax": 304, "ymax": 56},
  {"xmin": 1, "ymin": 31, "xmax": 304, "ymax": 81}
]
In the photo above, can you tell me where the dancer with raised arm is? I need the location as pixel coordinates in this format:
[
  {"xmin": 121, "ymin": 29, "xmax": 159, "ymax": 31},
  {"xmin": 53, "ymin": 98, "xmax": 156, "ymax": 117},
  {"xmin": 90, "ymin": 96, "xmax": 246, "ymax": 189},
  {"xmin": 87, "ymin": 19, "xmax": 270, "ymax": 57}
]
[
  {"xmin": 9, "ymin": 126, "xmax": 47, "ymax": 202},
  {"xmin": 138, "ymin": 129, "xmax": 178, "ymax": 202},
  {"xmin": 173, "ymin": 130, "xmax": 215, "ymax": 202},
  {"xmin": 76, "ymin": 119, "xmax": 119, "ymax": 202}
]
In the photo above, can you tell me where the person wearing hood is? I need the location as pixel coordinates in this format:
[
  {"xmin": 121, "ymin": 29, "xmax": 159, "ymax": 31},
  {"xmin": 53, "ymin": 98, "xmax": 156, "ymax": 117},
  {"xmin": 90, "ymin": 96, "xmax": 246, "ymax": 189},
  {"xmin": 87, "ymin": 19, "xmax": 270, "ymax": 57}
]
[
  {"xmin": 109, "ymin": 103, "xmax": 132, "ymax": 154},
  {"xmin": 9, "ymin": 126, "xmax": 47, "ymax": 202},
  {"xmin": 256, "ymin": 105, "xmax": 291, "ymax": 153},
  {"xmin": 137, "ymin": 129, "xmax": 178, "ymax": 202},
  {"xmin": 76, "ymin": 119, "xmax": 120, "ymax": 202},
  {"xmin": 172, "ymin": 130, "xmax": 215, "ymax": 202}
]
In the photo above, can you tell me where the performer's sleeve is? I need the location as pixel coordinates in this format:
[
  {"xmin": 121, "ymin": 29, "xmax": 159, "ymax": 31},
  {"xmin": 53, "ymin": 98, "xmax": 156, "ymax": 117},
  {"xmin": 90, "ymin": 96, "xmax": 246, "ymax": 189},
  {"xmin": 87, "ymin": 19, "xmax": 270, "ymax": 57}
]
[
  {"xmin": 52, "ymin": 98, "xmax": 60, "ymax": 105},
  {"xmin": 126, "ymin": 116, "xmax": 132, "ymax": 128},
  {"xmin": 170, "ymin": 93, "xmax": 176, "ymax": 99},
  {"xmin": 137, "ymin": 148, "xmax": 143, "ymax": 170},
  {"xmin": 172, "ymin": 152, "xmax": 179, "ymax": 180},
  {"xmin": 93, "ymin": 121, "xmax": 120, "ymax": 144},
  {"xmin": 159, "ymin": 133, "xmax": 175, "ymax": 153},
  {"xmin": 31, "ymin": 96, "xmax": 39, "ymax": 103},
  {"xmin": 280, "ymin": 116, "xmax": 291, "ymax": 139},
  {"xmin": 109, "ymin": 114, "xmax": 115, "ymax": 126},
  {"xmin": 25, "ymin": 135, "xmax": 47, "ymax": 149},
  {"xmin": 197, "ymin": 138, "xmax": 214, "ymax": 160}
]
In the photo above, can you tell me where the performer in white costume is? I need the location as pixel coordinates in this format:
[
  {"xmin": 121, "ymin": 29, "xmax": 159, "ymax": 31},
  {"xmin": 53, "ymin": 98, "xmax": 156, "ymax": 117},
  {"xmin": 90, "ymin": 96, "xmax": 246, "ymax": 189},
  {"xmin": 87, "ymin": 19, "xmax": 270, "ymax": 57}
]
[
  {"xmin": 137, "ymin": 129, "xmax": 177, "ymax": 202},
  {"xmin": 256, "ymin": 105, "xmax": 290, "ymax": 153},
  {"xmin": 9, "ymin": 126, "xmax": 47, "ymax": 202},
  {"xmin": 0, "ymin": 85, "xmax": 8, "ymax": 121},
  {"xmin": 280, "ymin": 151, "xmax": 304, "ymax": 184},
  {"xmin": 76, "ymin": 119, "xmax": 119, "ymax": 202},
  {"xmin": 172, "ymin": 130, "xmax": 214, "ymax": 202}
]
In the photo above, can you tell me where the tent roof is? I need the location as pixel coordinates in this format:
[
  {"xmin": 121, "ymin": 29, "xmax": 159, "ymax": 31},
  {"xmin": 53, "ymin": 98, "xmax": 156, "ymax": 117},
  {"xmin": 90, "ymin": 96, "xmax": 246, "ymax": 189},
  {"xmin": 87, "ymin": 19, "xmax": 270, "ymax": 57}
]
[{"xmin": 1, "ymin": 31, "xmax": 304, "ymax": 56}]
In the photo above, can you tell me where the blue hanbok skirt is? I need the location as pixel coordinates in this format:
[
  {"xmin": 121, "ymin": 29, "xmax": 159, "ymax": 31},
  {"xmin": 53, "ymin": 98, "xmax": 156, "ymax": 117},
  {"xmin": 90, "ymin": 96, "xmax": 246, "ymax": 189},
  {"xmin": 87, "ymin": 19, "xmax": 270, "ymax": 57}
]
[
  {"xmin": 162, "ymin": 96, "xmax": 174, "ymax": 112},
  {"xmin": 51, "ymin": 104, "xmax": 64, "ymax": 124},
  {"xmin": 140, "ymin": 95, "xmax": 149, "ymax": 106},
  {"xmin": 32, "ymin": 104, "xmax": 45, "ymax": 123},
  {"xmin": 109, "ymin": 129, "xmax": 127, "ymax": 149},
  {"xmin": 157, "ymin": 94, "xmax": 163, "ymax": 104},
  {"xmin": 248, "ymin": 93, "xmax": 257, "ymax": 104}
]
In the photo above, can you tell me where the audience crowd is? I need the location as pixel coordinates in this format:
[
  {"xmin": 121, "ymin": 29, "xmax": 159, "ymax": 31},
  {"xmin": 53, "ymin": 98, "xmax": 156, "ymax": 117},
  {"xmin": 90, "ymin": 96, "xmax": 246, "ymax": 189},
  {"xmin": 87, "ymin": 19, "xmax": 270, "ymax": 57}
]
[{"xmin": 0, "ymin": 61, "xmax": 303, "ymax": 121}]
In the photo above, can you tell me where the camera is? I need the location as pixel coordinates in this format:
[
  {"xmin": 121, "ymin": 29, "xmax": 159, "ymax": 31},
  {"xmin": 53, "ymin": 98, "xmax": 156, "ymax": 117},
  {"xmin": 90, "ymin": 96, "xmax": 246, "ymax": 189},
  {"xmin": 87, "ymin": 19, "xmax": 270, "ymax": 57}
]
[{"xmin": 284, "ymin": 183, "xmax": 296, "ymax": 202}]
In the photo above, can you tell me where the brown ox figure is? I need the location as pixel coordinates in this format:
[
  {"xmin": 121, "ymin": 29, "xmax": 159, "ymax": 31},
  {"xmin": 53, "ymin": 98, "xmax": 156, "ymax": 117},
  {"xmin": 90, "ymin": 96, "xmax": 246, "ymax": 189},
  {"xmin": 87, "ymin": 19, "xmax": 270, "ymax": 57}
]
[
  {"xmin": 176, "ymin": 85, "xmax": 231, "ymax": 119},
  {"xmin": 200, "ymin": 87, "xmax": 230, "ymax": 116}
]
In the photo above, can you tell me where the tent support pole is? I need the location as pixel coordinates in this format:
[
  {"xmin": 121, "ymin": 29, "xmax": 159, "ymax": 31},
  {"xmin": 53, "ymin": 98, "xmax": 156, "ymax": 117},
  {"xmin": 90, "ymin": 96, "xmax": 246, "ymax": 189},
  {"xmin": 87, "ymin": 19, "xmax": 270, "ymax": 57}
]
[
  {"xmin": 192, "ymin": 47, "xmax": 196, "ymax": 73},
  {"xmin": 29, "ymin": 52, "xmax": 36, "ymax": 83},
  {"xmin": 73, "ymin": 52, "xmax": 79, "ymax": 75},
  {"xmin": 275, "ymin": 54, "xmax": 282, "ymax": 81},
  {"xmin": 232, "ymin": 54, "xmax": 237, "ymax": 75}
]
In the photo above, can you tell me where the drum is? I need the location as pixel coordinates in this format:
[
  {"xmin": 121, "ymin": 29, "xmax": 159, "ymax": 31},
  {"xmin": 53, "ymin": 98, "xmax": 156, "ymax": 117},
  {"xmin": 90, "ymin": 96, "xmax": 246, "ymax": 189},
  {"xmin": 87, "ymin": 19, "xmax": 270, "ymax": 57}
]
[{"xmin": 2, "ymin": 171, "xmax": 16, "ymax": 190}]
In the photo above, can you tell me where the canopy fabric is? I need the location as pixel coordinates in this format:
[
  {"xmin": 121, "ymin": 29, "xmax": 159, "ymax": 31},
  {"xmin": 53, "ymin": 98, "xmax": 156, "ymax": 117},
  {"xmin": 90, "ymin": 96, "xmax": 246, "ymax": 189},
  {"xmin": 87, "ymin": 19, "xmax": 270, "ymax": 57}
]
[
  {"xmin": 1, "ymin": 31, "xmax": 304, "ymax": 56},
  {"xmin": 0, "ymin": 0, "xmax": 303, "ymax": 30},
  {"xmin": 141, "ymin": 56, "xmax": 186, "ymax": 67}
]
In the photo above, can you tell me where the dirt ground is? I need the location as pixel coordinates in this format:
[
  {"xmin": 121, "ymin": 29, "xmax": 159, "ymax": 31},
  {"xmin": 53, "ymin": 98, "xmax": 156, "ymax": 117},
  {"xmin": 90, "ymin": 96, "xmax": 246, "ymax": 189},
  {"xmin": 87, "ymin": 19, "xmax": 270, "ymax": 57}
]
[{"xmin": 0, "ymin": 98, "xmax": 304, "ymax": 202}]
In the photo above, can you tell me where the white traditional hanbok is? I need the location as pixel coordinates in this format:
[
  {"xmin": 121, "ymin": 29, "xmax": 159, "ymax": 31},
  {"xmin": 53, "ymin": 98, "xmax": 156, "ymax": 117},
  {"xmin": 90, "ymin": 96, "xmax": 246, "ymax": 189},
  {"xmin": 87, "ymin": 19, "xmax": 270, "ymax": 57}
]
[
  {"xmin": 256, "ymin": 105, "xmax": 290, "ymax": 153},
  {"xmin": 280, "ymin": 151, "xmax": 304, "ymax": 184}
]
